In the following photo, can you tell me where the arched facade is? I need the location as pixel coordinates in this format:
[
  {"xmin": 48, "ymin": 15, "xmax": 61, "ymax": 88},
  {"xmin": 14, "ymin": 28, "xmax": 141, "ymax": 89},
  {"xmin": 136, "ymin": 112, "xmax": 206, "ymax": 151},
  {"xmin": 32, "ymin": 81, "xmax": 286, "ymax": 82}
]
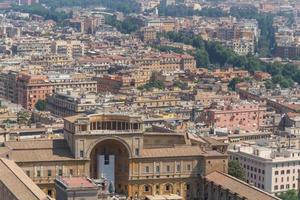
[
  {"xmin": 86, "ymin": 136, "xmax": 133, "ymax": 159},
  {"xmin": 62, "ymin": 113, "xmax": 228, "ymax": 200},
  {"xmin": 89, "ymin": 138, "xmax": 131, "ymax": 195}
]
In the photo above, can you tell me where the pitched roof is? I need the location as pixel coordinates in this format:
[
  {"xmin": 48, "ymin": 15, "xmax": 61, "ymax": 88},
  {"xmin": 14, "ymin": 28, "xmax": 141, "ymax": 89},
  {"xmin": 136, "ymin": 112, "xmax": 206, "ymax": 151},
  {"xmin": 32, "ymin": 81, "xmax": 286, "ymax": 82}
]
[
  {"xmin": 5, "ymin": 138, "xmax": 68, "ymax": 150},
  {"xmin": 141, "ymin": 146, "xmax": 205, "ymax": 158},
  {"xmin": 4, "ymin": 139, "xmax": 75, "ymax": 163},
  {"xmin": 10, "ymin": 148, "xmax": 74, "ymax": 163},
  {"xmin": 0, "ymin": 158, "xmax": 50, "ymax": 200},
  {"xmin": 205, "ymin": 171, "xmax": 280, "ymax": 200}
]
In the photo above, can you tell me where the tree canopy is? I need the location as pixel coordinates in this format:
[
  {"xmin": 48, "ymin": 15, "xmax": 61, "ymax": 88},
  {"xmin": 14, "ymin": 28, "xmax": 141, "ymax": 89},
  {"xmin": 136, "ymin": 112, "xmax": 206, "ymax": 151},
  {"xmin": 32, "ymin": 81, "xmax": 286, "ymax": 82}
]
[
  {"xmin": 277, "ymin": 190, "xmax": 298, "ymax": 200},
  {"xmin": 151, "ymin": 45, "xmax": 184, "ymax": 54},
  {"xmin": 17, "ymin": 110, "xmax": 32, "ymax": 126},
  {"xmin": 11, "ymin": 3, "xmax": 71, "ymax": 22},
  {"xmin": 158, "ymin": 4, "xmax": 227, "ymax": 18},
  {"xmin": 40, "ymin": 0, "xmax": 141, "ymax": 14},
  {"xmin": 105, "ymin": 16, "xmax": 144, "ymax": 34},
  {"xmin": 35, "ymin": 99, "xmax": 47, "ymax": 111},
  {"xmin": 161, "ymin": 31, "xmax": 299, "ymax": 88},
  {"xmin": 137, "ymin": 80, "xmax": 165, "ymax": 91},
  {"xmin": 228, "ymin": 160, "xmax": 246, "ymax": 181}
]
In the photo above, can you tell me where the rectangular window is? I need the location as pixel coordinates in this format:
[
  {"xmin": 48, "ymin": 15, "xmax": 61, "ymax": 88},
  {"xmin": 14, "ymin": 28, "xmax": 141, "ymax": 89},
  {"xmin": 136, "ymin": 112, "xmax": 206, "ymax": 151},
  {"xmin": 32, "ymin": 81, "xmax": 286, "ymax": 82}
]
[
  {"xmin": 58, "ymin": 169, "xmax": 63, "ymax": 176},
  {"xmin": 156, "ymin": 166, "xmax": 160, "ymax": 173},
  {"xmin": 104, "ymin": 155, "xmax": 109, "ymax": 165},
  {"xmin": 135, "ymin": 148, "xmax": 139, "ymax": 156},
  {"xmin": 37, "ymin": 170, "xmax": 41, "ymax": 177},
  {"xmin": 26, "ymin": 170, "xmax": 30, "ymax": 177},
  {"xmin": 80, "ymin": 150, "xmax": 84, "ymax": 158},
  {"xmin": 187, "ymin": 164, "xmax": 191, "ymax": 171},
  {"xmin": 145, "ymin": 166, "xmax": 150, "ymax": 173},
  {"xmin": 176, "ymin": 164, "xmax": 181, "ymax": 172},
  {"xmin": 47, "ymin": 190, "xmax": 52, "ymax": 197},
  {"xmin": 166, "ymin": 165, "xmax": 170, "ymax": 172},
  {"xmin": 47, "ymin": 170, "xmax": 51, "ymax": 177},
  {"xmin": 69, "ymin": 169, "xmax": 73, "ymax": 176},
  {"xmin": 274, "ymin": 185, "xmax": 278, "ymax": 190}
]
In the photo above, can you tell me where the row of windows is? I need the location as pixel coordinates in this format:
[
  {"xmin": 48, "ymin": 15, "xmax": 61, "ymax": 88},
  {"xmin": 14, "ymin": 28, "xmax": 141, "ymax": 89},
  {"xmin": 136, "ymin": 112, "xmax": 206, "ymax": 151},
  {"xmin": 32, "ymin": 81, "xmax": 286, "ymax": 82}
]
[
  {"xmin": 246, "ymin": 181, "xmax": 265, "ymax": 190},
  {"xmin": 274, "ymin": 169, "xmax": 298, "ymax": 175},
  {"xmin": 275, "ymin": 162, "xmax": 300, "ymax": 167},
  {"xmin": 144, "ymin": 164, "xmax": 191, "ymax": 173},
  {"xmin": 26, "ymin": 168, "xmax": 74, "ymax": 177},
  {"xmin": 274, "ymin": 184, "xmax": 296, "ymax": 191},
  {"xmin": 247, "ymin": 172, "xmax": 264, "ymax": 182},
  {"xmin": 144, "ymin": 184, "xmax": 190, "ymax": 192},
  {"xmin": 231, "ymin": 155, "xmax": 266, "ymax": 167},
  {"xmin": 244, "ymin": 164, "xmax": 265, "ymax": 174},
  {"xmin": 275, "ymin": 176, "xmax": 296, "ymax": 183}
]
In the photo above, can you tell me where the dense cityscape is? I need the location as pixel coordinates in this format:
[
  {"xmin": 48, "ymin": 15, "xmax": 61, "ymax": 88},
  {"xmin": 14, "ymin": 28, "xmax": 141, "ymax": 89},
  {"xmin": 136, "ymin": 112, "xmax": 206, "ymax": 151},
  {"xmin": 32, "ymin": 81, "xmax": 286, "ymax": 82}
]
[{"xmin": 0, "ymin": 0, "xmax": 300, "ymax": 200}]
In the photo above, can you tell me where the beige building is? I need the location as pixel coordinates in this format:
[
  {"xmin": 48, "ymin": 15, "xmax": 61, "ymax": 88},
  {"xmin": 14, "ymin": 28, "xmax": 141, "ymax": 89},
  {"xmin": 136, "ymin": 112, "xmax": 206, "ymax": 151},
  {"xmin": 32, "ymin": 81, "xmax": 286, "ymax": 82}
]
[
  {"xmin": 0, "ymin": 113, "xmax": 228, "ymax": 199},
  {"xmin": 51, "ymin": 40, "xmax": 84, "ymax": 59},
  {"xmin": 0, "ymin": 158, "xmax": 51, "ymax": 200},
  {"xmin": 204, "ymin": 171, "xmax": 280, "ymax": 200},
  {"xmin": 134, "ymin": 53, "xmax": 196, "ymax": 73}
]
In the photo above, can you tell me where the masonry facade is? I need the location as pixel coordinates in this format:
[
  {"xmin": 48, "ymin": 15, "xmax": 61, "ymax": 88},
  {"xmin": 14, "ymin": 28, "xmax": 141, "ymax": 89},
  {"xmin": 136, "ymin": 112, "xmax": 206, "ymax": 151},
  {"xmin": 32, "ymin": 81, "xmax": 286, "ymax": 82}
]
[{"xmin": 1, "ymin": 113, "xmax": 228, "ymax": 199}]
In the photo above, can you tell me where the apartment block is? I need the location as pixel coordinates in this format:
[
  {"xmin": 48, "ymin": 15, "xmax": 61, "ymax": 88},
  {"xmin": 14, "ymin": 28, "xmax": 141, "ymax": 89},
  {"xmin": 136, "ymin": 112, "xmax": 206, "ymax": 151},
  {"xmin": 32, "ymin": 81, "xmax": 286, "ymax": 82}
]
[
  {"xmin": 200, "ymin": 102, "xmax": 268, "ymax": 133},
  {"xmin": 229, "ymin": 145, "xmax": 300, "ymax": 195},
  {"xmin": 51, "ymin": 40, "xmax": 85, "ymax": 59}
]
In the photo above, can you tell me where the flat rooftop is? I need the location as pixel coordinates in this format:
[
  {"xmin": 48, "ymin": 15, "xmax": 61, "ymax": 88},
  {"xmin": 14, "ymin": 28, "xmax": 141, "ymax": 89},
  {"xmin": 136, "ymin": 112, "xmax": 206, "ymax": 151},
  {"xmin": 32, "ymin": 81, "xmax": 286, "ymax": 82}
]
[{"xmin": 57, "ymin": 177, "xmax": 97, "ymax": 189}]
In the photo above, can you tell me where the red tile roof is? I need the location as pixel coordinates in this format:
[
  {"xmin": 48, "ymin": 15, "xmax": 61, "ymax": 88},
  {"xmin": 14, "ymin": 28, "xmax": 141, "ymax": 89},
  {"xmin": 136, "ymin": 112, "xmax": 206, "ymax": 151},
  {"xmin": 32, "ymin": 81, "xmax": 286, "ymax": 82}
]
[{"xmin": 60, "ymin": 177, "xmax": 96, "ymax": 188}]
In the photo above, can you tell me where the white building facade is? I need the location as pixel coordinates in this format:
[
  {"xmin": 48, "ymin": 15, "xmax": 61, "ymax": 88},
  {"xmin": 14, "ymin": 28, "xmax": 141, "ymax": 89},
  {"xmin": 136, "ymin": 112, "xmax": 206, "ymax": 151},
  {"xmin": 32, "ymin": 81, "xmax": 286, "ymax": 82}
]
[{"xmin": 228, "ymin": 146, "xmax": 300, "ymax": 195}]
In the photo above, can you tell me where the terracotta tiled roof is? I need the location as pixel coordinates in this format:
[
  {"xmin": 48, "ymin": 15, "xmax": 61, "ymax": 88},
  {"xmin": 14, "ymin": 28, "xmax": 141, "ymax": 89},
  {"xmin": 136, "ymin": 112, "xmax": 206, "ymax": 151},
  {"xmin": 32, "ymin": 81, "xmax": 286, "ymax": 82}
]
[
  {"xmin": 205, "ymin": 171, "xmax": 280, "ymax": 200},
  {"xmin": 5, "ymin": 138, "xmax": 69, "ymax": 150},
  {"xmin": 0, "ymin": 158, "xmax": 49, "ymax": 200},
  {"xmin": 141, "ymin": 146, "xmax": 204, "ymax": 158},
  {"xmin": 10, "ymin": 148, "xmax": 74, "ymax": 163},
  {"xmin": 59, "ymin": 177, "xmax": 96, "ymax": 188},
  {"xmin": 4, "ymin": 139, "xmax": 75, "ymax": 163}
]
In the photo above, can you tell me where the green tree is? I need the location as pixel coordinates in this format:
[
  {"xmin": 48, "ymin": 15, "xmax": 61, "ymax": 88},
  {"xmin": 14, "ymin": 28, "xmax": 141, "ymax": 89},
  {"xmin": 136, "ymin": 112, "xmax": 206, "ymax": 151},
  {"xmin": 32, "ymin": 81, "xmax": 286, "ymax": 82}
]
[
  {"xmin": 137, "ymin": 80, "xmax": 165, "ymax": 91},
  {"xmin": 228, "ymin": 160, "xmax": 245, "ymax": 181},
  {"xmin": 35, "ymin": 100, "xmax": 46, "ymax": 111},
  {"xmin": 277, "ymin": 189, "xmax": 298, "ymax": 200},
  {"xmin": 161, "ymin": 31, "xmax": 299, "ymax": 89},
  {"xmin": 194, "ymin": 48, "xmax": 210, "ymax": 67},
  {"xmin": 264, "ymin": 80, "xmax": 274, "ymax": 89},
  {"xmin": 173, "ymin": 81, "xmax": 189, "ymax": 90},
  {"xmin": 40, "ymin": 0, "xmax": 141, "ymax": 14},
  {"xmin": 17, "ymin": 110, "xmax": 31, "ymax": 126},
  {"xmin": 228, "ymin": 78, "xmax": 242, "ymax": 91},
  {"xmin": 105, "ymin": 15, "xmax": 143, "ymax": 34},
  {"xmin": 152, "ymin": 45, "xmax": 184, "ymax": 54},
  {"xmin": 11, "ymin": 3, "xmax": 71, "ymax": 22}
]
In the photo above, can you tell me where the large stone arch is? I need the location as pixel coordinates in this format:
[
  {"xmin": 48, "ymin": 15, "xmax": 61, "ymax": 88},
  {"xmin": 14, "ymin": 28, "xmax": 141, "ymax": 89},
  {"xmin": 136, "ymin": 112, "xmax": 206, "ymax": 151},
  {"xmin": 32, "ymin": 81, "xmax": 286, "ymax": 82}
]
[
  {"xmin": 88, "ymin": 136, "xmax": 132, "ymax": 195},
  {"xmin": 86, "ymin": 135, "xmax": 133, "ymax": 159}
]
